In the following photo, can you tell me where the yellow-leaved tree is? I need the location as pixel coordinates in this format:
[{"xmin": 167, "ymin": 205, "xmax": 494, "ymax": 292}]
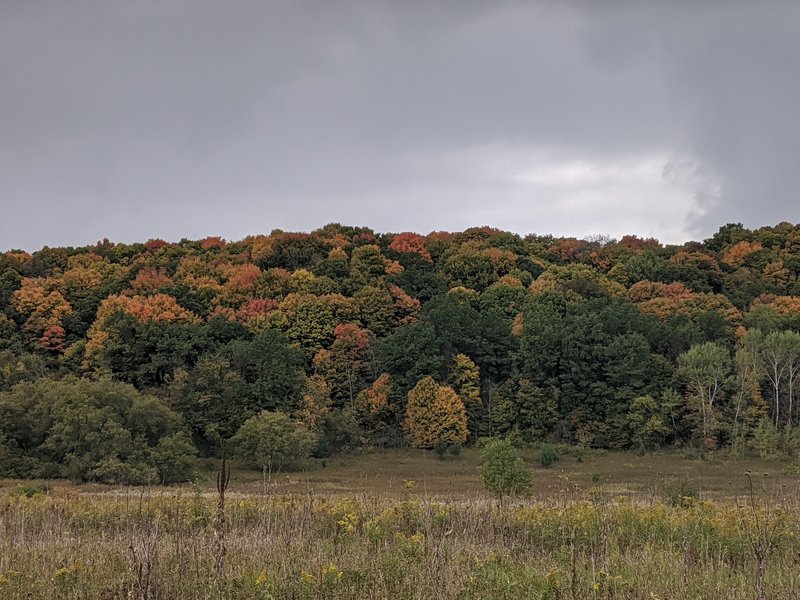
[{"xmin": 404, "ymin": 376, "xmax": 468, "ymax": 448}]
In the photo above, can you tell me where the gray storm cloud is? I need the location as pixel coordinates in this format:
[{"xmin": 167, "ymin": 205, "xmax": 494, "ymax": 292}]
[{"xmin": 1, "ymin": 0, "xmax": 798, "ymax": 250}]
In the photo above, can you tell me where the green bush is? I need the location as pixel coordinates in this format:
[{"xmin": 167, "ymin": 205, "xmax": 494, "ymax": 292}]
[
  {"xmin": 0, "ymin": 378, "xmax": 198, "ymax": 484},
  {"xmin": 434, "ymin": 440, "xmax": 449, "ymax": 461},
  {"xmin": 751, "ymin": 416, "xmax": 781, "ymax": 458},
  {"xmin": 149, "ymin": 432, "xmax": 199, "ymax": 484},
  {"xmin": 433, "ymin": 442, "xmax": 463, "ymax": 461},
  {"xmin": 232, "ymin": 410, "xmax": 317, "ymax": 474},
  {"xmin": 480, "ymin": 438, "xmax": 531, "ymax": 500},
  {"xmin": 538, "ymin": 444, "xmax": 559, "ymax": 468}
]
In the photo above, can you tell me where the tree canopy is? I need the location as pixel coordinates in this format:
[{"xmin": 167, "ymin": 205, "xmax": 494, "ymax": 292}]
[{"xmin": 3, "ymin": 221, "xmax": 800, "ymax": 472}]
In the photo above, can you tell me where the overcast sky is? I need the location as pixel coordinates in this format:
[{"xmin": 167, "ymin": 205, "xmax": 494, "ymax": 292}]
[{"xmin": 1, "ymin": 1, "xmax": 799, "ymax": 251}]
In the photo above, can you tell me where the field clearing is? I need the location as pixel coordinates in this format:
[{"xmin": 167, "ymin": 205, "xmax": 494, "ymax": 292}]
[
  {"xmin": 211, "ymin": 448, "xmax": 799, "ymax": 502},
  {"xmin": 3, "ymin": 449, "xmax": 796, "ymax": 501},
  {"xmin": 2, "ymin": 449, "xmax": 800, "ymax": 599}
]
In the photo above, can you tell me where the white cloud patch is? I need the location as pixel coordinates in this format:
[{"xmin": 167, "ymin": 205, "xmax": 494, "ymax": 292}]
[{"xmin": 363, "ymin": 145, "xmax": 720, "ymax": 244}]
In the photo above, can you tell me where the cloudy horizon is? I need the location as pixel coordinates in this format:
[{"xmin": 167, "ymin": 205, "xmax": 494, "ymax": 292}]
[{"xmin": 2, "ymin": 1, "xmax": 799, "ymax": 251}]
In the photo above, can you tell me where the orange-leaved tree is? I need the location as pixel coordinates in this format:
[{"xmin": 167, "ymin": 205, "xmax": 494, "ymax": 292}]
[{"xmin": 404, "ymin": 376, "xmax": 468, "ymax": 448}]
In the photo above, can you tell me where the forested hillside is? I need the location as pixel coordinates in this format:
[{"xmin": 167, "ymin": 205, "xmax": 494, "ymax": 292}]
[{"xmin": 3, "ymin": 222, "xmax": 800, "ymax": 482}]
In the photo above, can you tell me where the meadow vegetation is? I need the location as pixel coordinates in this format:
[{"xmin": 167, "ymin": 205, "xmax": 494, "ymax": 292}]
[{"xmin": 2, "ymin": 449, "xmax": 799, "ymax": 599}]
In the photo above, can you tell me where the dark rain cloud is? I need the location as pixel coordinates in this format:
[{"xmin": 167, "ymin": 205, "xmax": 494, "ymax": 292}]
[{"xmin": 1, "ymin": 1, "xmax": 798, "ymax": 250}]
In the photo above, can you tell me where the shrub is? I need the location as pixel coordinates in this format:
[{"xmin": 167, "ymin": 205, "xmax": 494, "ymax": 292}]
[
  {"xmin": 782, "ymin": 424, "xmax": 800, "ymax": 459},
  {"xmin": 538, "ymin": 444, "xmax": 559, "ymax": 468},
  {"xmin": 480, "ymin": 438, "xmax": 531, "ymax": 501},
  {"xmin": 149, "ymin": 432, "xmax": 199, "ymax": 484},
  {"xmin": 433, "ymin": 442, "xmax": 462, "ymax": 461},
  {"xmin": 434, "ymin": 440, "xmax": 449, "ymax": 461},
  {"xmin": 231, "ymin": 411, "xmax": 317, "ymax": 475}
]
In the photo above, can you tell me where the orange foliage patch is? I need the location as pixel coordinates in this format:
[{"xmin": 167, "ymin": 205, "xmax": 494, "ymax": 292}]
[
  {"xmin": 482, "ymin": 247, "xmax": 517, "ymax": 272},
  {"xmin": 548, "ymin": 238, "xmax": 589, "ymax": 262},
  {"xmin": 626, "ymin": 281, "xmax": 693, "ymax": 303},
  {"xmin": 751, "ymin": 294, "xmax": 800, "ymax": 315},
  {"xmin": 131, "ymin": 268, "xmax": 173, "ymax": 293},
  {"xmin": 333, "ymin": 323, "xmax": 370, "ymax": 352},
  {"xmin": 223, "ymin": 263, "xmax": 261, "ymax": 291},
  {"xmin": 388, "ymin": 232, "xmax": 432, "ymax": 262},
  {"xmin": 386, "ymin": 260, "xmax": 404, "ymax": 275},
  {"xmin": 11, "ymin": 278, "xmax": 73, "ymax": 336},
  {"xmin": 618, "ymin": 235, "xmax": 662, "ymax": 251},
  {"xmin": 39, "ymin": 324, "xmax": 67, "ymax": 353},
  {"xmin": 96, "ymin": 293, "xmax": 200, "ymax": 324},
  {"xmin": 200, "ymin": 236, "xmax": 226, "ymax": 250},
  {"xmin": 721, "ymin": 241, "xmax": 762, "ymax": 267},
  {"xmin": 235, "ymin": 298, "xmax": 279, "ymax": 321},
  {"xmin": 358, "ymin": 372, "xmax": 392, "ymax": 414},
  {"xmin": 144, "ymin": 239, "xmax": 170, "ymax": 251}
]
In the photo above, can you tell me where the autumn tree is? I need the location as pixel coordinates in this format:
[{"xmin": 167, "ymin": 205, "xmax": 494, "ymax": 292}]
[
  {"xmin": 388, "ymin": 232, "xmax": 432, "ymax": 263},
  {"xmin": 356, "ymin": 372, "xmax": 391, "ymax": 416},
  {"xmin": 352, "ymin": 372, "xmax": 395, "ymax": 444},
  {"xmin": 11, "ymin": 278, "xmax": 73, "ymax": 342},
  {"xmin": 294, "ymin": 375, "xmax": 332, "ymax": 432},
  {"xmin": 404, "ymin": 376, "xmax": 468, "ymax": 449}
]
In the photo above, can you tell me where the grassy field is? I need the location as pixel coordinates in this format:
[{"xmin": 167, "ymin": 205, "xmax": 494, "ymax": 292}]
[
  {"xmin": 1, "ymin": 449, "xmax": 800, "ymax": 599},
  {"xmin": 215, "ymin": 447, "xmax": 799, "ymax": 503}
]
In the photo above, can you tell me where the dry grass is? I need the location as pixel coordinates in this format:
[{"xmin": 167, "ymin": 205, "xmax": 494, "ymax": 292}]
[
  {"xmin": 1, "ymin": 449, "xmax": 799, "ymax": 599},
  {"xmin": 218, "ymin": 447, "xmax": 797, "ymax": 502}
]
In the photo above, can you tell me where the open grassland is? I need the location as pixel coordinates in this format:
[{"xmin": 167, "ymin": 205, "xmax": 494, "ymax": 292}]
[
  {"xmin": 1, "ymin": 449, "xmax": 800, "ymax": 599},
  {"xmin": 227, "ymin": 447, "xmax": 796, "ymax": 502}
]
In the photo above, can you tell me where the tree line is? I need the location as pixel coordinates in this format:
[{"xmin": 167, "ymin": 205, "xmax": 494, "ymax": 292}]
[{"xmin": 2, "ymin": 222, "xmax": 800, "ymax": 482}]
